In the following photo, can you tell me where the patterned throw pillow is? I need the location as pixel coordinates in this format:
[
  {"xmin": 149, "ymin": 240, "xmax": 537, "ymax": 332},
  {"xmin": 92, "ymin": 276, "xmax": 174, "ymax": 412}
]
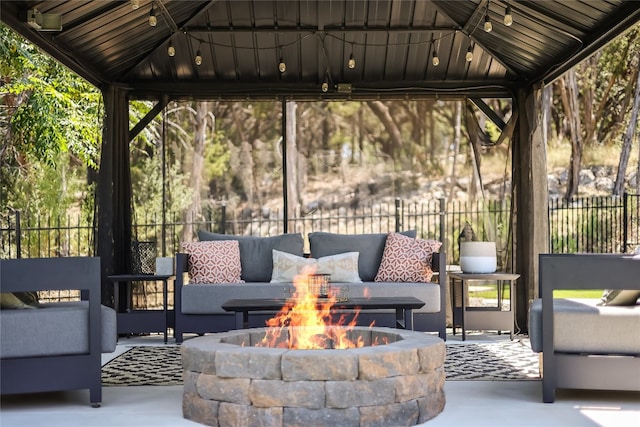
[
  {"xmin": 374, "ymin": 232, "xmax": 442, "ymax": 283},
  {"xmin": 317, "ymin": 252, "xmax": 362, "ymax": 283},
  {"xmin": 270, "ymin": 249, "xmax": 317, "ymax": 283},
  {"xmin": 181, "ymin": 241, "xmax": 244, "ymax": 284}
]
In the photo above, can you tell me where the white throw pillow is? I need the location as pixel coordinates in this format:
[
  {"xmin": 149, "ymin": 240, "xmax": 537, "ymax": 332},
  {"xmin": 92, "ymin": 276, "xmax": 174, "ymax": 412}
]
[
  {"xmin": 317, "ymin": 252, "xmax": 362, "ymax": 283},
  {"xmin": 270, "ymin": 249, "xmax": 317, "ymax": 283}
]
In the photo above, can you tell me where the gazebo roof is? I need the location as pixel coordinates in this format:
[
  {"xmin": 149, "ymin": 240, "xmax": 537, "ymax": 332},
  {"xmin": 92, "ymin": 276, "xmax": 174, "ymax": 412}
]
[{"xmin": 3, "ymin": 1, "xmax": 639, "ymax": 100}]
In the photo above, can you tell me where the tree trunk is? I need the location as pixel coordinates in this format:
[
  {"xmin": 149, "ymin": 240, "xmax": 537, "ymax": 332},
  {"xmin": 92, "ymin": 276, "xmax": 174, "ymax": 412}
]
[
  {"xmin": 181, "ymin": 101, "xmax": 208, "ymax": 242},
  {"xmin": 447, "ymin": 101, "xmax": 462, "ymax": 204},
  {"xmin": 366, "ymin": 100, "xmax": 403, "ymax": 158},
  {"xmin": 285, "ymin": 101, "xmax": 300, "ymax": 227},
  {"xmin": 614, "ymin": 53, "xmax": 640, "ymax": 196},
  {"xmin": 560, "ymin": 70, "xmax": 584, "ymax": 199}
]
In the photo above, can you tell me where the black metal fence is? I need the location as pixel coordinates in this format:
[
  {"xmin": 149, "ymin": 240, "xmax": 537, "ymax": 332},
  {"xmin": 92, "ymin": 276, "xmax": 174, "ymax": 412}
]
[{"xmin": 2, "ymin": 193, "xmax": 638, "ymax": 264}]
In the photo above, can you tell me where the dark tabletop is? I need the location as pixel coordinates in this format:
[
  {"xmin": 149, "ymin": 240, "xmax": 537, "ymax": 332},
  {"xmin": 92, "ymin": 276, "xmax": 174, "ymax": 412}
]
[{"xmin": 222, "ymin": 296, "xmax": 425, "ymax": 311}]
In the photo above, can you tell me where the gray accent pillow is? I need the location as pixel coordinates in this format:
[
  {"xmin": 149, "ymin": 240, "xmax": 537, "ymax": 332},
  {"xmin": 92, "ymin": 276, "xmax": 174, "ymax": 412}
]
[
  {"xmin": 308, "ymin": 230, "xmax": 417, "ymax": 282},
  {"xmin": 197, "ymin": 231, "xmax": 304, "ymax": 282}
]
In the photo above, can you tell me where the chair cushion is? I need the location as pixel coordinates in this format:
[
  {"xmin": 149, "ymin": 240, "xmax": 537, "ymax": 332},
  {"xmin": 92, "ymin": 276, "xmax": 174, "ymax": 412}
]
[
  {"xmin": 198, "ymin": 231, "xmax": 304, "ymax": 282},
  {"xmin": 0, "ymin": 301, "xmax": 117, "ymax": 358},
  {"xmin": 308, "ymin": 230, "xmax": 416, "ymax": 282},
  {"xmin": 529, "ymin": 298, "xmax": 640, "ymax": 355}
]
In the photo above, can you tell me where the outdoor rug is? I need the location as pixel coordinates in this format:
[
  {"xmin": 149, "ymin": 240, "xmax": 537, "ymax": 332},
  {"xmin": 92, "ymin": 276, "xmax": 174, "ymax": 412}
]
[{"xmin": 102, "ymin": 339, "xmax": 540, "ymax": 386}]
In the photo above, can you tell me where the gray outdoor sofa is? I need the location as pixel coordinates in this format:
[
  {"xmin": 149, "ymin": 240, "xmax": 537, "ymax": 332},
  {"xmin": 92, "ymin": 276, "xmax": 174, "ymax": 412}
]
[
  {"xmin": 0, "ymin": 257, "xmax": 117, "ymax": 407},
  {"xmin": 174, "ymin": 231, "xmax": 447, "ymax": 343},
  {"xmin": 529, "ymin": 253, "xmax": 640, "ymax": 403}
]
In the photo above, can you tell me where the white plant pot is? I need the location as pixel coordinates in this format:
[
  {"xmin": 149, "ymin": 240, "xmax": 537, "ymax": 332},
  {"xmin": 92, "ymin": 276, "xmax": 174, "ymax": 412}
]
[{"xmin": 460, "ymin": 241, "xmax": 497, "ymax": 273}]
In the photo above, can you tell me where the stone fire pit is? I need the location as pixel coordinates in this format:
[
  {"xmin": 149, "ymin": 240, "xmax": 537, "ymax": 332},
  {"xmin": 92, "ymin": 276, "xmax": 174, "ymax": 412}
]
[{"xmin": 182, "ymin": 327, "xmax": 446, "ymax": 426}]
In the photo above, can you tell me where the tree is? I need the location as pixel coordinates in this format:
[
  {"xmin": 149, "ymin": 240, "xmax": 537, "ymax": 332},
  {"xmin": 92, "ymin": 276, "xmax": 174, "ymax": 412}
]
[{"xmin": 1, "ymin": 23, "xmax": 101, "ymax": 216}]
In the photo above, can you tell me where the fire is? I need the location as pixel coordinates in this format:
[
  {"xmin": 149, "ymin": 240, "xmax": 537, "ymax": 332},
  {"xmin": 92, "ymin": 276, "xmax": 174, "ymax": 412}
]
[{"xmin": 258, "ymin": 266, "xmax": 363, "ymax": 349}]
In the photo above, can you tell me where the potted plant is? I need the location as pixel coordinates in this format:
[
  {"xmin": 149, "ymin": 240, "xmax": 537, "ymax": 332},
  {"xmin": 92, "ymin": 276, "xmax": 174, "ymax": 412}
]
[{"xmin": 458, "ymin": 222, "xmax": 497, "ymax": 273}]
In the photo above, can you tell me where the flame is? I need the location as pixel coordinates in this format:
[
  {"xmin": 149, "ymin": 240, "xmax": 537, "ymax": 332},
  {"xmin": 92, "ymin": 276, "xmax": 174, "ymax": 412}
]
[{"xmin": 258, "ymin": 266, "xmax": 363, "ymax": 349}]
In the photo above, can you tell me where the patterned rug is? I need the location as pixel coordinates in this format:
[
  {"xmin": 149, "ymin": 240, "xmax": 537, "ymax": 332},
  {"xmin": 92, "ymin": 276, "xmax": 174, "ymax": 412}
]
[{"xmin": 101, "ymin": 339, "xmax": 540, "ymax": 386}]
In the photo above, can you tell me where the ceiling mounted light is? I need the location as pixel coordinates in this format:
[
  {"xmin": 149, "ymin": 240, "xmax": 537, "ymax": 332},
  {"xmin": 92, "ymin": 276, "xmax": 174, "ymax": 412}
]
[
  {"xmin": 131, "ymin": 0, "xmax": 140, "ymax": 10},
  {"xmin": 195, "ymin": 50, "xmax": 202, "ymax": 66},
  {"xmin": 148, "ymin": 5, "xmax": 157, "ymax": 27},
  {"xmin": 278, "ymin": 57, "xmax": 286, "ymax": 73},
  {"xmin": 484, "ymin": 13, "xmax": 493, "ymax": 32},
  {"xmin": 466, "ymin": 45, "xmax": 473, "ymax": 62},
  {"xmin": 504, "ymin": 4, "xmax": 513, "ymax": 26},
  {"xmin": 432, "ymin": 50, "xmax": 440, "ymax": 67},
  {"xmin": 321, "ymin": 77, "xmax": 329, "ymax": 93},
  {"xmin": 26, "ymin": 8, "xmax": 62, "ymax": 32},
  {"xmin": 348, "ymin": 52, "xmax": 356, "ymax": 69},
  {"xmin": 167, "ymin": 40, "xmax": 175, "ymax": 57}
]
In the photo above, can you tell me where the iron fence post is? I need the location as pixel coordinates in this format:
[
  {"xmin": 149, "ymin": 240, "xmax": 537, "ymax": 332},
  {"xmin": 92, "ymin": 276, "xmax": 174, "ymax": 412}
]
[
  {"xmin": 395, "ymin": 198, "xmax": 401, "ymax": 232},
  {"xmin": 623, "ymin": 192, "xmax": 628, "ymax": 253},
  {"xmin": 15, "ymin": 210, "xmax": 21, "ymax": 259}
]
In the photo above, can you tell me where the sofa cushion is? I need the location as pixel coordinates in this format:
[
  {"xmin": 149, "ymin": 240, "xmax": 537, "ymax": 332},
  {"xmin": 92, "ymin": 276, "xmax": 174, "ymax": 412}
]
[
  {"xmin": 308, "ymin": 230, "xmax": 416, "ymax": 282},
  {"xmin": 375, "ymin": 232, "xmax": 442, "ymax": 283},
  {"xmin": 198, "ymin": 231, "xmax": 305, "ymax": 282},
  {"xmin": 181, "ymin": 240, "xmax": 243, "ymax": 284},
  {"xmin": 181, "ymin": 281, "xmax": 441, "ymax": 315},
  {"xmin": 0, "ymin": 301, "xmax": 117, "ymax": 358},
  {"xmin": 529, "ymin": 298, "xmax": 640, "ymax": 355}
]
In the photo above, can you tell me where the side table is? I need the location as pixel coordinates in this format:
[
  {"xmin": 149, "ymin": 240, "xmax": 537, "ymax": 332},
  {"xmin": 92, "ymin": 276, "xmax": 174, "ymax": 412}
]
[
  {"xmin": 449, "ymin": 271, "xmax": 520, "ymax": 340},
  {"xmin": 107, "ymin": 274, "xmax": 173, "ymax": 343}
]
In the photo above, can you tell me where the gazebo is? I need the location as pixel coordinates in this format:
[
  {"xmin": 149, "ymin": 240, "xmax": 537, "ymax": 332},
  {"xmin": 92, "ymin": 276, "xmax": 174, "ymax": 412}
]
[{"xmin": 2, "ymin": 0, "xmax": 640, "ymax": 329}]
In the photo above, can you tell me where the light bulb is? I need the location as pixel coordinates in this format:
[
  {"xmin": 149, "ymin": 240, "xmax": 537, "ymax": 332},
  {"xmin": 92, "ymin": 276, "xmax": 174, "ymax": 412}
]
[
  {"xmin": 466, "ymin": 46, "xmax": 473, "ymax": 62},
  {"xmin": 131, "ymin": 0, "xmax": 139, "ymax": 10},
  {"xmin": 149, "ymin": 7, "xmax": 157, "ymax": 27},
  {"xmin": 167, "ymin": 42, "xmax": 175, "ymax": 57},
  {"xmin": 504, "ymin": 5, "xmax": 513, "ymax": 26},
  {"xmin": 432, "ymin": 50, "xmax": 440, "ymax": 67},
  {"xmin": 321, "ymin": 81, "xmax": 329, "ymax": 92},
  {"xmin": 484, "ymin": 14, "xmax": 492, "ymax": 32},
  {"xmin": 348, "ymin": 53, "xmax": 356, "ymax": 69},
  {"xmin": 278, "ymin": 58, "xmax": 286, "ymax": 73},
  {"xmin": 195, "ymin": 50, "xmax": 202, "ymax": 66}
]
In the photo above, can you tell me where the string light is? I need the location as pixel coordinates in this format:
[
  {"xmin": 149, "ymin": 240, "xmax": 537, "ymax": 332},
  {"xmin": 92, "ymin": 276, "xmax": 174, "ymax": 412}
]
[
  {"xmin": 466, "ymin": 45, "xmax": 473, "ymax": 62},
  {"xmin": 321, "ymin": 77, "xmax": 329, "ymax": 92},
  {"xmin": 195, "ymin": 49, "xmax": 202, "ymax": 66},
  {"xmin": 148, "ymin": 5, "xmax": 157, "ymax": 27},
  {"xmin": 348, "ymin": 52, "xmax": 356, "ymax": 69},
  {"xmin": 278, "ymin": 57, "xmax": 286, "ymax": 73},
  {"xmin": 167, "ymin": 40, "xmax": 175, "ymax": 57},
  {"xmin": 484, "ymin": 13, "xmax": 493, "ymax": 32},
  {"xmin": 504, "ymin": 4, "xmax": 513, "ymax": 26},
  {"xmin": 432, "ymin": 50, "xmax": 440, "ymax": 67},
  {"xmin": 131, "ymin": 0, "xmax": 139, "ymax": 10}
]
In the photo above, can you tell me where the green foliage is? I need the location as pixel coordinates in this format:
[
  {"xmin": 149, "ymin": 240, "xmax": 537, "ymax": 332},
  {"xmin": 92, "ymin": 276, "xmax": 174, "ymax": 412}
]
[{"xmin": 1, "ymin": 23, "xmax": 101, "ymax": 217}]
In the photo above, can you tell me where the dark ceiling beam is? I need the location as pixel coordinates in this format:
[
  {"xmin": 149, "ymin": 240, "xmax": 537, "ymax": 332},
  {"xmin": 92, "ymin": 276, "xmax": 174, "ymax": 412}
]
[
  {"xmin": 469, "ymin": 97, "xmax": 506, "ymax": 131},
  {"xmin": 127, "ymin": 80, "xmax": 512, "ymax": 101},
  {"xmin": 59, "ymin": 2, "xmax": 122, "ymax": 33},
  {"xmin": 181, "ymin": 25, "xmax": 459, "ymax": 34},
  {"xmin": 129, "ymin": 96, "xmax": 171, "ymax": 141}
]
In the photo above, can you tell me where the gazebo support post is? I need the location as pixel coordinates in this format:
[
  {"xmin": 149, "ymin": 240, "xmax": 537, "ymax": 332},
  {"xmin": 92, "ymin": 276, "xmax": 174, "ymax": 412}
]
[
  {"xmin": 96, "ymin": 85, "xmax": 133, "ymax": 307},
  {"xmin": 512, "ymin": 84, "xmax": 550, "ymax": 332}
]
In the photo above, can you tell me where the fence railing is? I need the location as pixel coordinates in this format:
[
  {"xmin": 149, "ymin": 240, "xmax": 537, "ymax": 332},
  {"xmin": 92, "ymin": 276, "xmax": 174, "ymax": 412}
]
[{"xmin": 2, "ymin": 194, "xmax": 638, "ymax": 266}]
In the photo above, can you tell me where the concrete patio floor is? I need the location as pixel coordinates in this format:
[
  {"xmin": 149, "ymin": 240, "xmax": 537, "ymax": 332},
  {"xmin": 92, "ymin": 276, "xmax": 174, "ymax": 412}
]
[{"xmin": 1, "ymin": 332, "xmax": 639, "ymax": 427}]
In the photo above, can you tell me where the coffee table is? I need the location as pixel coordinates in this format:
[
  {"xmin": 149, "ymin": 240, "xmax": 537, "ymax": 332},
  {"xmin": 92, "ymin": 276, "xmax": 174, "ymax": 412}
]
[{"xmin": 222, "ymin": 296, "xmax": 425, "ymax": 330}]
